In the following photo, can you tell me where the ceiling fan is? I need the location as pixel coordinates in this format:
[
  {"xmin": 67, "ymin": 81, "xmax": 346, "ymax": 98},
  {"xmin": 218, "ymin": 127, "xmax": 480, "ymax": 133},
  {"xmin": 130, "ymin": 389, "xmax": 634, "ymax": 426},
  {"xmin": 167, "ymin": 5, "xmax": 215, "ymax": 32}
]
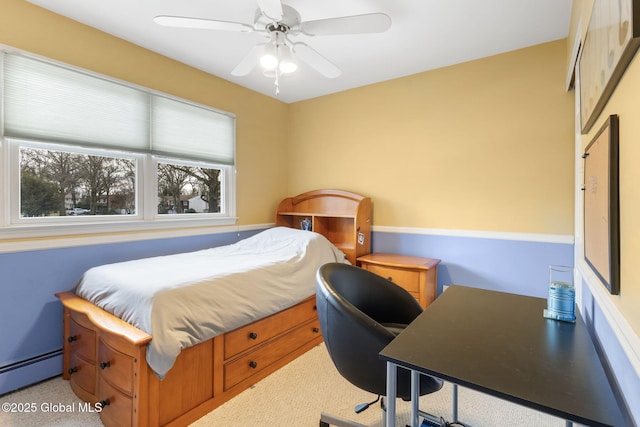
[{"xmin": 154, "ymin": 0, "xmax": 391, "ymax": 94}]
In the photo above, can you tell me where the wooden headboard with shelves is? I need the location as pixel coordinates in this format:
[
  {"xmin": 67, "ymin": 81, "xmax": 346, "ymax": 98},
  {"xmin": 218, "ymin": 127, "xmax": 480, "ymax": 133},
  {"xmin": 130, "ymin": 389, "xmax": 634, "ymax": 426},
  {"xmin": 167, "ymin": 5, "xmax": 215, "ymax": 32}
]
[{"xmin": 275, "ymin": 189, "xmax": 372, "ymax": 265}]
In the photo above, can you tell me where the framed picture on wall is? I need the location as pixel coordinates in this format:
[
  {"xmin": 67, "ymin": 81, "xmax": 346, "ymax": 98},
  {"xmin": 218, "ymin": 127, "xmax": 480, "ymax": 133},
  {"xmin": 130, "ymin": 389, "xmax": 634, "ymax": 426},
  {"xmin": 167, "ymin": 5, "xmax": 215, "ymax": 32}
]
[
  {"xmin": 579, "ymin": 0, "xmax": 640, "ymax": 134},
  {"xmin": 583, "ymin": 115, "xmax": 620, "ymax": 294}
]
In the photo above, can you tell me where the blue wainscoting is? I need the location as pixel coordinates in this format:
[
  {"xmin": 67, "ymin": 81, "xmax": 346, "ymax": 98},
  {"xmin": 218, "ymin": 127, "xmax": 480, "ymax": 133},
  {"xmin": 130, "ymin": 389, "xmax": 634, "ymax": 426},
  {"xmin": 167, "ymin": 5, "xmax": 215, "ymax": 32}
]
[
  {"xmin": 0, "ymin": 227, "xmax": 577, "ymax": 396},
  {"xmin": 0, "ymin": 228, "xmax": 262, "ymax": 395},
  {"xmin": 373, "ymin": 229, "xmax": 639, "ymax": 425},
  {"xmin": 579, "ymin": 279, "xmax": 639, "ymax": 425},
  {"xmin": 372, "ymin": 230, "xmax": 574, "ymax": 298},
  {"xmin": 6, "ymin": 225, "xmax": 635, "ymax": 424}
]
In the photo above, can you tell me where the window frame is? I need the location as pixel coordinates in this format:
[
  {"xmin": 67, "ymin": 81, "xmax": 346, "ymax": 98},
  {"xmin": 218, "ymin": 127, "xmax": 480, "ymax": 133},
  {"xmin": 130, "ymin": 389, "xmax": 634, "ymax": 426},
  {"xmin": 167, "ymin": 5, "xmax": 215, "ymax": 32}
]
[
  {"xmin": 0, "ymin": 47, "xmax": 237, "ymax": 240},
  {"xmin": 12, "ymin": 139, "xmax": 144, "ymax": 224},
  {"xmin": 153, "ymin": 155, "xmax": 231, "ymax": 218}
]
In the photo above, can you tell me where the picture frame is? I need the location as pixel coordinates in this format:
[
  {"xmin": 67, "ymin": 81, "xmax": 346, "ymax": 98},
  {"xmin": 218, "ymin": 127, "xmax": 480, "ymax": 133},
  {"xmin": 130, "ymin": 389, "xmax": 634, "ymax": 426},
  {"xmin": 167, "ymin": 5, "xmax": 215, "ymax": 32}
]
[
  {"xmin": 583, "ymin": 115, "xmax": 620, "ymax": 295},
  {"xmin": 579, "ymin": 0, "xmax": 640, "ymax": 134}
]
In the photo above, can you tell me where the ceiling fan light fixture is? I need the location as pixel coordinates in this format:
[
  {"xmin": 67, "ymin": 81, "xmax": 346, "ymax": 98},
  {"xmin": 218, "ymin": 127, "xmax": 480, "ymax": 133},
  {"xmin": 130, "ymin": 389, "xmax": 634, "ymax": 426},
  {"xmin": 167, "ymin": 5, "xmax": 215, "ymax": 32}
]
[
  {"xmin": 279, "ymin": 59, "xmax": 297, "ymax": 74},
  {"xmin": 278, "ymin": 45, "xmax": 297, "ymax": 74},
  {"xmin": 259, "ymin": 53, "xmax": 279, "ymax": 70},
  {"xmin": 259, "ymin": 42, "xmax": 279, "ymax": 70},
  {"xmin": 155, "ymin": 0, "xmax": 394, "ymax": 96}
]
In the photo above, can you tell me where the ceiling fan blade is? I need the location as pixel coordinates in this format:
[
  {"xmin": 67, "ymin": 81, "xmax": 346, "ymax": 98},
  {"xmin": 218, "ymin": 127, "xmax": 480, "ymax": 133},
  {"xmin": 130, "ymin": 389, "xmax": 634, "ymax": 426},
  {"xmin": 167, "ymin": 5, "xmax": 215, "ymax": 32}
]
[
  {"xmin": 154, "ymin": 15, "xmax": 253, "ymax": 32},
  {"xmin": 257, "ymin": 0, "xmax": 284, "ymax": 21},
  {"xmin": 293, "ymin": 43, "xmax": 341, "ymax": 78},
  {"xmin": 231, "ymin": 43, "xmax": 265, "ymax": 76},
  {"xmin": 301, "ymin": 13, "xmax": 391, "ymax": 36}
]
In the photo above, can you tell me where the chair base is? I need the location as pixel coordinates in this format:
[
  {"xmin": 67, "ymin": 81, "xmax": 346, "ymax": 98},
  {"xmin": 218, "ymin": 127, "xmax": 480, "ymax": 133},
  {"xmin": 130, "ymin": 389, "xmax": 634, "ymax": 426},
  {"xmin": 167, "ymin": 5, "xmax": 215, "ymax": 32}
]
[
  {"xmin": 319, "ymin": 412, "xmax": 370, "ymax": 427},
  {"xmin": 319, "ymin": 410, "xmax": 446, "ymax": 427},
  {"xmin": 419, "ymin": 414, "xmax": 446, "ymax": 427}
]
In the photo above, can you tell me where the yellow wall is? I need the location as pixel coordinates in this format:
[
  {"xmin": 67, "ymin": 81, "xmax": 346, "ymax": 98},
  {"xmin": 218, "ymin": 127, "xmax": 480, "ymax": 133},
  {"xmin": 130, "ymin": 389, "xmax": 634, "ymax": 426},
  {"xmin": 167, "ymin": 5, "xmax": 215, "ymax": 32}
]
[
  {"xmin": 0, "ymin": 0, "xmax": 289, "ymax": 226},
  {"xmin": 288, "ymin": 40, "xmax": 574, "ymax": 234},
  {"xmin": 0, "ymin": 1, "xmax": 575, "ymax": 236}
]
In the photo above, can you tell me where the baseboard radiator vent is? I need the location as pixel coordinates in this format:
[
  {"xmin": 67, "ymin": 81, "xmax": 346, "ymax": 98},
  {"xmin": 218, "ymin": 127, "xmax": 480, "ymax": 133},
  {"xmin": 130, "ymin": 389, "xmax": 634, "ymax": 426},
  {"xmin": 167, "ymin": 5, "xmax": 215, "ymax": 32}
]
[{"xmin": 0, "ymin": 349, "xmax": 63, "ymax": 396}]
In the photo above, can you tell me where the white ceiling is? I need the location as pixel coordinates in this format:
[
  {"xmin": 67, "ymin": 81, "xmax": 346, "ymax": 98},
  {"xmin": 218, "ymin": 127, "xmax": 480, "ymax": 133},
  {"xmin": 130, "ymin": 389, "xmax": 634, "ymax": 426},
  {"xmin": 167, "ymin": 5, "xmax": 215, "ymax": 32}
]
[{"xmin": 27, "ymin": 0, "xmax": 573, "ymax": 104}]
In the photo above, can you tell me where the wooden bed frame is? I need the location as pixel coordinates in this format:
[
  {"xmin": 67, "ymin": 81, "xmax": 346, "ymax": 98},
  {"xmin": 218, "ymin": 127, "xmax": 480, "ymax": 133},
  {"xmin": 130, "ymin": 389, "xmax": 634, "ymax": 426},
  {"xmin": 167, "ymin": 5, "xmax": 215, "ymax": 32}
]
[{"xmin": 57, "ymin": 189, "xmax": 371, "ymax": 427}]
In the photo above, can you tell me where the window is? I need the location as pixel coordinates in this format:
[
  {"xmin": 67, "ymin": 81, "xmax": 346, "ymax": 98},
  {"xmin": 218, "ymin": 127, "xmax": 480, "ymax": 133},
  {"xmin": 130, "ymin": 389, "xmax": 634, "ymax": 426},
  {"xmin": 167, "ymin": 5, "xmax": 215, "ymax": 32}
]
[
  {"xmin": 1, "ymin": 50, "xmax": 236, "ymax": 237},
  {"xmin": 156, "ymin": 159, "xmax": 223, "ymax": 215},
  {"xmin": 19, "ymin": 144, "xmax": 136, "ymax": 218}
]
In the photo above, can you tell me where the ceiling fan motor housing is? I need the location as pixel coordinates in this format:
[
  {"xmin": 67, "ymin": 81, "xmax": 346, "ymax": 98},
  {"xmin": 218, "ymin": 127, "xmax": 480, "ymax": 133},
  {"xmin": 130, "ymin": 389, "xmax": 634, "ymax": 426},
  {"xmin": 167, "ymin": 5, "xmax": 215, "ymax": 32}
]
[{"xmin": 254, "ymin": 5, "xmax": 301, "ymax": 32}]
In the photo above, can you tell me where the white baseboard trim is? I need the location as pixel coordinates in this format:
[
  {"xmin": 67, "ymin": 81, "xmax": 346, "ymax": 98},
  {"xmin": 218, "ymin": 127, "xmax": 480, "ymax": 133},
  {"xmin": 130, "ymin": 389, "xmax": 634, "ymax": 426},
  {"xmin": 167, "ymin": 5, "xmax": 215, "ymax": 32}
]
[{"xmin": 372, "ymin": 225, "xmax": 574, "ymax": 244}]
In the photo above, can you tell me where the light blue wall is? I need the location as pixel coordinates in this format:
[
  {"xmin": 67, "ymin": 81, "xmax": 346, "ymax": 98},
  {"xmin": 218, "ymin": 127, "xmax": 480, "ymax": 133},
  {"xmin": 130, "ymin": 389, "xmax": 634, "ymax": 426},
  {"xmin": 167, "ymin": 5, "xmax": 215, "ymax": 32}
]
[
  {"xmin": 373, "ymin": 230, "xmax": 637, "ymax": 425},
  {"xmin": 2, "ymin": 227, "xmax": 636, "ymax": 427},
  {"xmin": 579, "ymin": 281, "xmax": 639, "ymax": 425},
  {"xmin": 0, "ymin": 229, "xmax": 261, "ymax": 395},
  {"xmin": 0, "ymin": 228, "xmax": 576, "ymax": 395},
  {"xmin": 372, "ymin": 231, "xmax": 574, "ymax": 298}
]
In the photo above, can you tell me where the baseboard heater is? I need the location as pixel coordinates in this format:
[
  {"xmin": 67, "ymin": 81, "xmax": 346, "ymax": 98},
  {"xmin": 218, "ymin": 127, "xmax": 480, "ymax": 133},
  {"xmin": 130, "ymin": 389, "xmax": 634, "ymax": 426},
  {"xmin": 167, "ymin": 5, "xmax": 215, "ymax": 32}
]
[{"xmin": 0, "ymin": 349, "xmax": 63, "ymax": 396}]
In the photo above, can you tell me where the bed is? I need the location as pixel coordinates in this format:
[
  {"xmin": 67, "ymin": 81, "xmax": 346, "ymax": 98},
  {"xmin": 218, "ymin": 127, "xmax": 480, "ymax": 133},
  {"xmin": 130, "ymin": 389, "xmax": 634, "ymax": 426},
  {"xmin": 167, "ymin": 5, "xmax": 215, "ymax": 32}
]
[{"xmin": 57, "ymin": 189, "xmax": 372, "ymax": 427}]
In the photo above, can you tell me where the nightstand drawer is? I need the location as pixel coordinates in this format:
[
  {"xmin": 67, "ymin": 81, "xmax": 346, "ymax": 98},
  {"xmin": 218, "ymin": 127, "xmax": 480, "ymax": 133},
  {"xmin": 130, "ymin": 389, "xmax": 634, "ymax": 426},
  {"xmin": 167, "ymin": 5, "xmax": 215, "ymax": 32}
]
[
  {"xmin": 364, "ymin": 264, "xmax": 420, "ymax": 293},
  {"xmin": 357, "ymin": 253, "xmax": 441, "ymax": 309}
]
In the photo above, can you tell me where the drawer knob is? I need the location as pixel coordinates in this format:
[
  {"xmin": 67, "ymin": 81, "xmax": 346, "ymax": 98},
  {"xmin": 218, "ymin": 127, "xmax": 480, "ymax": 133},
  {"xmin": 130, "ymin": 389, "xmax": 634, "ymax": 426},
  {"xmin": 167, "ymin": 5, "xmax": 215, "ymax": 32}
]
[
  {"xmin": 313, "ymin": 327, "xmax": 320, "ymax": 333},
  {"xmin": 67, "ymin": 335, "xmax": 78, "ymax": 343},
  {"xmin": 248, "ymin": 332, "xmax": 258, "ymax": 340},
  {"xmin": 99, "ymin": 361, "xmax": 111, "ymax": 370},
  {"xmin": 249, "ymin": 361, "xmax": 258, "ymax": 369},
  {"xmin": 387, "ymin": 276, "xmax": 393, "ymax": 282},
  {"xmin": 68, "ymin": 367, "xmax": 78, "ymax": 375},
  {"xmin": 98, "ymin": 399, "xmax": 110, "ymax": 408}
]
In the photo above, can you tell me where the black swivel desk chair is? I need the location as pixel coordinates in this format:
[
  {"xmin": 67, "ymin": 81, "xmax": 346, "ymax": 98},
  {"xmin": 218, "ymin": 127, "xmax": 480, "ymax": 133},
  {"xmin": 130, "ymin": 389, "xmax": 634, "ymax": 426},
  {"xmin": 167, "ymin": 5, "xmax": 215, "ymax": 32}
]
[{"xmin": 315, "ymin": 262, "xmax": 445, "ymax": 427}]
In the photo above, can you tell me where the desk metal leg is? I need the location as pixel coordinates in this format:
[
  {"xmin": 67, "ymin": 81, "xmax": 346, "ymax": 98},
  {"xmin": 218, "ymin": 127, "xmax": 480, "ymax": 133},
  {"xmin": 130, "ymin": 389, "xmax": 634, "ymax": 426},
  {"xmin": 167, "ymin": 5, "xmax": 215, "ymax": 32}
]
[
  {"xmin": 386, "ymin": 362, "xmax": 397, "ymax": 427},
  {"xmin": 452, "ymin": 383, "xmax": 458, "ymax": 422},
  {"xmin": 411, "ymin": 370, "xmax": 420, "ymax": 427}
]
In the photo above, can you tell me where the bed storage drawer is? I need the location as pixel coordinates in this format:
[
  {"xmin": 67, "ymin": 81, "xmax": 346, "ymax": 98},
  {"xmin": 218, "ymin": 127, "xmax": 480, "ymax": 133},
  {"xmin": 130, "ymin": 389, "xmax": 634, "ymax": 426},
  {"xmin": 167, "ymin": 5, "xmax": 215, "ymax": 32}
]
[
  {"xmin": 67, "ymin": 313, "xmax": 98, "ymax": 400},
  {"xmin": 98, "ymin": 339, "xmax": 135, "ymax": 395},
  {"xmin": 69, "ymin": 314, "xmax": 97, "ymax": 362},
  {"xmin": 224, "ymin": 318, "xmax": 321, "ymax": 390},
  {"xmin": 58, "ymin": 289, "xmax": 321, "ymax": 427},
  {"xmin": 97, "ymin": 377, "xmax": 133, "ymax": 427},
  {"xmin": 224, "ymin": 297, "xmax": 318, "ymax": 359},
  {"xmin": 68, "ymin": 353, "xmax": 96, "ymax": 395}
]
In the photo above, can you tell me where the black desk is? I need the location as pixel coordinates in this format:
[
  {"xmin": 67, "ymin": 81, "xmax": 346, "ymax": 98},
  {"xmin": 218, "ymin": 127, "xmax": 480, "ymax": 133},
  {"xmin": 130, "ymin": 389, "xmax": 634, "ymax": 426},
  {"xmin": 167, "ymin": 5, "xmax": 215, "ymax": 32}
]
[{"xmin": 379, "ymin": 285, "xmax": 626, "ymax": 427}]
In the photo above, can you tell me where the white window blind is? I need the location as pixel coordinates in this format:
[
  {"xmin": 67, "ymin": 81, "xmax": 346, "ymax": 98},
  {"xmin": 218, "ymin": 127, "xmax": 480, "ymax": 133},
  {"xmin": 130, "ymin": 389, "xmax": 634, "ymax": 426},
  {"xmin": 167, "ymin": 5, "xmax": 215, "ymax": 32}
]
[
  {"xmin": 151, "ymin": 96, "xmax": 234, "ymax": 164},
  {"xmin": 3, "ymin": 52, "xmax": 235, "ymax": 165},
  {"xmin": 4, "ymin": 54, "xmax": 149, "ymax": 151}
]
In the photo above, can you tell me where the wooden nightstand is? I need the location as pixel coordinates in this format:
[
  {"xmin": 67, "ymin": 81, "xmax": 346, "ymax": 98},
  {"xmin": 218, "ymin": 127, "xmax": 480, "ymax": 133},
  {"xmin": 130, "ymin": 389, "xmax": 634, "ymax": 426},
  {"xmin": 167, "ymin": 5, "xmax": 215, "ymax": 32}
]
[{"xmin": 357, "ymin": 253, "xmax": 440, "ymax": 309}]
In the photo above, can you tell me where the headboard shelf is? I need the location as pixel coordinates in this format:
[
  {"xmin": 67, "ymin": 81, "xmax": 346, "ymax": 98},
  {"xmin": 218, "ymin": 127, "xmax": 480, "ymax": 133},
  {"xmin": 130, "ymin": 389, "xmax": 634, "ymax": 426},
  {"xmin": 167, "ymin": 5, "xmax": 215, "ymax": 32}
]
[
  {"xmin": 276, "ymin": 211, "xmax": 356, "ymax": 218},
  {"xmin": 276, "ymin": 189, "xmax": 372, "ymax": 265}
]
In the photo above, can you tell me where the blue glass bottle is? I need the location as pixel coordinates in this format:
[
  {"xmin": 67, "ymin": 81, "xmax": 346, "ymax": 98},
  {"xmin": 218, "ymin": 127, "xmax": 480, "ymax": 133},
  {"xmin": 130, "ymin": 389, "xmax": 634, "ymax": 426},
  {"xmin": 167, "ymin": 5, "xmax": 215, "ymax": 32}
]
[{"xmin": 543, "ymin": 265, "xmax": 576, "ymax": 323}]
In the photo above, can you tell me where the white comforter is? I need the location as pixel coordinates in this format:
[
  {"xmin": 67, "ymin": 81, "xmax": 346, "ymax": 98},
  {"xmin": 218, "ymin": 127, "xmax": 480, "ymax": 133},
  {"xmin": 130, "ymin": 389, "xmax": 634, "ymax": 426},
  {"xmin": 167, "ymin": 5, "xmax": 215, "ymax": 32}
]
[{"xmin": 75, "ymin": 227, "xmax": 347, "ymax": 378}]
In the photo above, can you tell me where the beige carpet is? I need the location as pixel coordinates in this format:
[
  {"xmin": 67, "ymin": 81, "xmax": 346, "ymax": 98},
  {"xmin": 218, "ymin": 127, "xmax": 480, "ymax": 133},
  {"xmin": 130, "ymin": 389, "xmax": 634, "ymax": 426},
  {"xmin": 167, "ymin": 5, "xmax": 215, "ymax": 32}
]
[{"xmin": 0, "ymin": 344, "xmax": 571, "ymax": 426}]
